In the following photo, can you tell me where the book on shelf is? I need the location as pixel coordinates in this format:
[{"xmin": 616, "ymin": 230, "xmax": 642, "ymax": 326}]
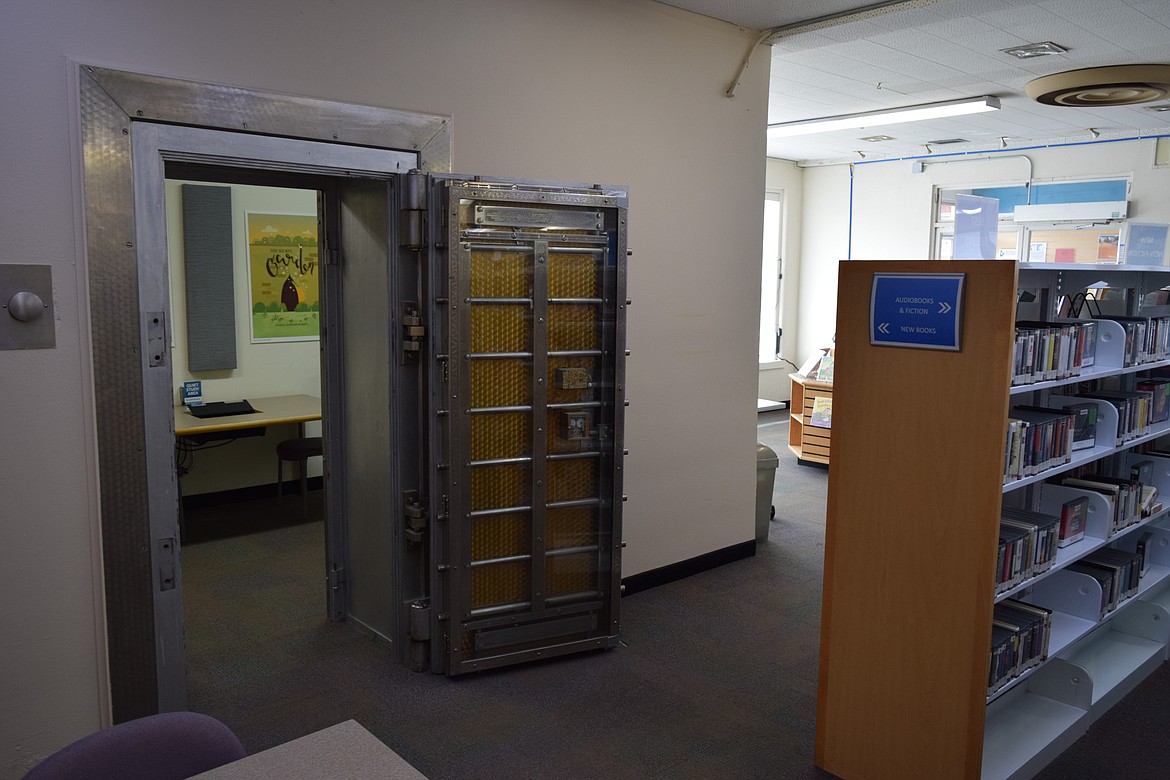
[
  {"xmin": 1075, "ymin": 389, "xmax": 1154, "ymax": 444},
  {"xmin": 988, "ymin": 599, "xmax": 1053, "ymax": 696},
  {"xmin": 1064, "ymin": 402, "xmax": 1099, "ymax": 451},
  {"xmin": 1088, "ymin": 547, "xmax": 1143, "ymax": 598},
  {"xmin": 1094, "ymin": 314, "xmax": 1170, "ymax": 366},
  {"xmin": 1069, "ymin": 548, "xmax": 1144, "ymax": 619},
  {"xmin": 1066, "ymin": 559, "xmax": 1119, "ymax": 619},
  {"xmin": 1125, "ymin": 460, "xmax": 1163, "ymax": 516},
  {"xmin": 1001, "ymin": 507, "xmax": 1060, "ymax": 575},
  {"xmin": 1004, "ymin": 418, "xmax": 1024, "ymax": 481},
  {"xmin": 1088, "ymin": 474, "xmax": 1144, "ymax": 526},
  {"xmin": 1004, "ymin": 406, "xmax": 1075, "ymax": 479},
  {"xmin": 1146, "ymin": 289, "xmax": 1170, "ymax": 306},
  {"xmin": 1080, "ymin": 320, "xmax": 1098, "ymax": 368},
  {"xmin": 1057, "ymin": 495, "xmax": 1088, "ymax": 547},
  {"xmin": 995, "ymin": 522, "xmax": 1032, "ymax": 594},
  {"xmin": 1055, "ymin": 477, "xmax": 1121, "ymax": 535},
  {"xmin": 1059, "ymin": 474, "xmax": 1141, "ymax": 536},
  {"xmin": 998, "ymin": 599, "xmax": 1052, "ymax": 668},
  {"xmin": 1130, "ymin": 459, "xmax": 1154, "ymax": 486},
  {"xmin": 1140, "ymin": 485, "xmax": 1162, "ymax": 517},
  {"xmin": 1136, "ymin": 531, "xmax": 1154, "ymax": 576},
  {"xmin": 815, "ymin": 354, "xmax": 835, "ymax": 383},
  {"xmin": 995, "ymin": 507, "xmax": 1061, "ymax": 595},
  {"xmin": 989, "ymin": 625, "xmax": 1018, "ymax": 696},
  {"xmin": 809, "ymin": 396, "xmax": 832, "ymax": 428},
  {"xmin": 1136, "ymin": 378, "xmax": 1170, "ymax": 424},
  {"xmin": 1012, "ymin": 320, "xmax": 1095, "ymax": 386}
]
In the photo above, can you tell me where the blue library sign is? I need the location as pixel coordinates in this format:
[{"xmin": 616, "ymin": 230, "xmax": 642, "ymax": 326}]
[{"xmin": 870, "ymin": 273, "xmax": 965, "ymax": 351}]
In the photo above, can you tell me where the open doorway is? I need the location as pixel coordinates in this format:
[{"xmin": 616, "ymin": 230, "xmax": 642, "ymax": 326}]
[
  {"xmin": 167, "ymin": 175, "xmax": 325, "ymax": 540},
  {"xmin": 78, "ymin": 63, "xmax": 443, "ymax": 719},
  {"xmin": 162, "ymin": 170, "xmax": 331, "ymax": 708},
  {"xmin": 758, "ymin": 190, "xmax": 791, "ymax": 411}
]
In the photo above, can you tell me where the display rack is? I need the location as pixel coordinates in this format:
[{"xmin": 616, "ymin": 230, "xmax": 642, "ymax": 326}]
[
  {"xmin": 788, "ymin": 373, "xmax": 833, "ymax": 465},
  {"xmin": 815, "ymin": 259, "xmax": 1170, "ymax": 780}
]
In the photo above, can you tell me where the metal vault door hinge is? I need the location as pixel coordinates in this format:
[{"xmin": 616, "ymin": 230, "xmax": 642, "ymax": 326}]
[
  {"xmin": 399, "ymin": 169, "xmax": 427, "ymax": 251},
  {"xmin": 408, "ymin": 599, "xmax": 431, "ymax": 672},
  {"xmin": 402, "ymin": 303, "xmax": 425, "ymax": 363},
  {"xmin": 329, "ymin": 565, "xmax": 348, "ymax": 619},
  {"xmin": 404, "ymin": 489, "xmax": 428, "ymax": 543}
]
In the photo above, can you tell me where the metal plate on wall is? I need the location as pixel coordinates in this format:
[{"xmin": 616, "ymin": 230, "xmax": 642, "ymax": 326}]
[
  {"xmin": 473, "ymin": 205, "xmax": 603, "ymax": 230},
  {"xmin": 0, "ymin": 264, "xmax": 55, "ymax": 350}
]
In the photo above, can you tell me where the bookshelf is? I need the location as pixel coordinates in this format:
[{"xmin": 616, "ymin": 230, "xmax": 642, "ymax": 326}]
[
  {"xmin": 815, "ymin": 259, "xmax": 1170, "ymax": 780},
  {"xmin": 788, "ymin": 373, "xmax": 833, "ymax": 465}
]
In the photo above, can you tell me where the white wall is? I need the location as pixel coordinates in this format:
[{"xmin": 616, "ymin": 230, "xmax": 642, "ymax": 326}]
[
  {"xmin": 795, "ymin": 139, "xmax": 1170, "ymax": 363},
  {"xmin": 0, "ymin": 0, "xmax": 767, "ymax": 772},
  {"xmin": 796, "ymin": 165, "xmax": 852, "ymax": 362},
  {"xmin": 758, "ymin": 157, "xmax": 803, "ymax": 402},
  {"xmin": 167, "ymin": 182, "xmax": 323, "ymax": 495}
]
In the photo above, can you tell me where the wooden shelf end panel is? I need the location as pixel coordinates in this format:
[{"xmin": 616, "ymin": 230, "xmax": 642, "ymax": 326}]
[{"xmin": 817, "ymin": 260, "xmax": 1019, "ymax": 780}]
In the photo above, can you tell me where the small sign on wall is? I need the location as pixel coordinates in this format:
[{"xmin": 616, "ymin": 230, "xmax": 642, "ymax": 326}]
[
  {"xmin": 1121, "ymin": 222, "xmax": 1170, "ymax": 266},
  {"xmin": 870, "ymin": 273, "xmax": 965, "ymax": 351}
]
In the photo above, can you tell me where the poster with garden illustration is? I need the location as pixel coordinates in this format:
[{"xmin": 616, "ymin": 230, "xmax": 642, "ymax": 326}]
[{"xmin": 246, "ymin": 212, "xmax": 320, "ymax": 342}]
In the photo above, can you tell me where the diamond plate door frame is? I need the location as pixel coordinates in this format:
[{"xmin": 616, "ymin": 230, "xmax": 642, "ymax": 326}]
[{"xmin": 76, "ymin": 63, "xmax": 449, "ymax": 718}]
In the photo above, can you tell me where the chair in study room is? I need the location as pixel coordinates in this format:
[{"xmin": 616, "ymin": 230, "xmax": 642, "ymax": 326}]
[
  {"xmin": 276, "ymin": 436, "xmax": 323, "ymax": 519},
  {"xmin": 23, "ymin": 711, "xmax": 246, "ymax": 779}
]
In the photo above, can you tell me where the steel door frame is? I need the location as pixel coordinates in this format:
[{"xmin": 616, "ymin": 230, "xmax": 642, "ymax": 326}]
[{"xmin": 78, "ymin": 63, "xmax": 449, "ymax": 717}]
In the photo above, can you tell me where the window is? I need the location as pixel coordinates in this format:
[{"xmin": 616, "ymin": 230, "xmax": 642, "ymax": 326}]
[
  {"xmin": 932, "ymin": 178, "xmax": 1129, "ymax": 263},
  {"xmin": 760, "ymin": 191, "xmax": 784, "ymax": 363},
  {"xmin": 932, "ymin": 186, "xmax": 1022, "ymax": 260}
]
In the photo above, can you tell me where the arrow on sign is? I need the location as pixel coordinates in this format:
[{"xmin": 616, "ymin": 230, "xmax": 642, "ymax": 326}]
[
  {"xmin": 939, "ymin": 301, "xmax": 952, "ymax": 314},
  {"xmin": 878, "ymin": 322, "xmax": 890, "ymax": 334}
]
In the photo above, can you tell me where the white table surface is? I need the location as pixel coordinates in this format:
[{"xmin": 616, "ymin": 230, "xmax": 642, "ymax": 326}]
[{"xmin": 192, "ymin": 720, "xmax": 428, "ymax": 779}]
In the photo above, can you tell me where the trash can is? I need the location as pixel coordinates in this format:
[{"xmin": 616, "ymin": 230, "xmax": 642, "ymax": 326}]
[{"xmin": 755, "ymin": 442, "xmax": 779, "ymax": 542}]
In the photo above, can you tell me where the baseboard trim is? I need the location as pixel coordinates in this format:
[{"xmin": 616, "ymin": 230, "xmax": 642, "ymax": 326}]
[
  {"xmin": 621, "ymin": 540, "xmax": 756, "ymax": 595},
  {"xmin": 182, "ymin": 477, "xmax": 324, "ymax": 510},
  {"xmin": 182, "ymin": 489, "xmax": 755, "ymax": 596}
]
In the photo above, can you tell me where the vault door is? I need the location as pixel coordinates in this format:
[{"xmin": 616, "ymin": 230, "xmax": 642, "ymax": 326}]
[
  {"xmin": 331, "ymin": 177, "xmax": 419, "ymax": 656},
  {"xmin": 426, "ymin": 179, "xmax": 628, "ymax": 675}
]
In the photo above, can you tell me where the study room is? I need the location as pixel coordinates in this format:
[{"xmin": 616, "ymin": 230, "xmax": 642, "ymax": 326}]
[{"xmin": 168, "ymin": 178, "xmax": 325, "ymax": 537}]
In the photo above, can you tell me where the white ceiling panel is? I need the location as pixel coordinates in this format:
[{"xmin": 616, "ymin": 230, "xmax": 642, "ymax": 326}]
[
  {"xmin": 799, "ymin": 19, "xmax": 893, "ymax": 43},
  {"xmin": 654, "ymin": 0, "xmax": 872, "ymax": 31},
  {"xmin": 653, "ymin": 0, "xmax": 1170, "ymax": 163}
]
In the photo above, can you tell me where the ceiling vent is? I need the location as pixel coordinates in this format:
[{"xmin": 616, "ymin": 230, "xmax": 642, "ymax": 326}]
[
  {"xmin": 1026, "ymin": 65, "xmax": 1170, "ymax": 106},
  {"xmin": 1001, "ymin": 41, "xmax": 1067, "ymax": 60}
]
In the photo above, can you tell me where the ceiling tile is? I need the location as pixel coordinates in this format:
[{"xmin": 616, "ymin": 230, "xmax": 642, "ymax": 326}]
[{"xmin": 666, "ymin": 0, "xmax": 1170, "ymax": 163}]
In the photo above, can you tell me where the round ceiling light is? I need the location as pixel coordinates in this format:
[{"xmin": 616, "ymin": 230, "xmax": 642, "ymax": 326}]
[{"xmin": 1025, "ymin": 64, "xmax": 1170, "ymax": 106}]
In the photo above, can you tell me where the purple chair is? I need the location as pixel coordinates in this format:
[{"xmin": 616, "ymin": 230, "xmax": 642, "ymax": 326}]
[{"xmin": 24, "ymin": 712, "xmax": 246, "ymax": 779}]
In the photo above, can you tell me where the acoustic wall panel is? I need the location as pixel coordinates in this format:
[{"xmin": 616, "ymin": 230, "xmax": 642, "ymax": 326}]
[{"xmin": 181, "ymin": 184, "xmax": 237, "ymax": 371}]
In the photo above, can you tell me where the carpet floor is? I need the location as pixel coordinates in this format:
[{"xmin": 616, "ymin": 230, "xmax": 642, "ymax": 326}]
[{"xmin": 179, "ymin": 410, "xmax": 1170, "ymax": 778}]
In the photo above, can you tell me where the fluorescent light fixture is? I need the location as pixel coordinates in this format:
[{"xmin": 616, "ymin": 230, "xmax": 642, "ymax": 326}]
[{"xmin": 767, "ymin": 96, "xmax": 1000, "ymax": 138}]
